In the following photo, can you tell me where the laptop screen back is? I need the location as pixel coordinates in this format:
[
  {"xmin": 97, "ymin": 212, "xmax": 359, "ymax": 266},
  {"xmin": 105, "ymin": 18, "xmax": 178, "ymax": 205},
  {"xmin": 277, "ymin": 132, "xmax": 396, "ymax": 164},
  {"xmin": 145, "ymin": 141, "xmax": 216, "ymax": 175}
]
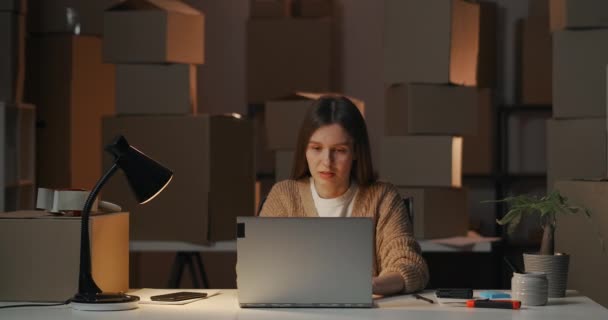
[{"xmin": 236, "ymin": 217, "xmax": 373, "ymax": 307}]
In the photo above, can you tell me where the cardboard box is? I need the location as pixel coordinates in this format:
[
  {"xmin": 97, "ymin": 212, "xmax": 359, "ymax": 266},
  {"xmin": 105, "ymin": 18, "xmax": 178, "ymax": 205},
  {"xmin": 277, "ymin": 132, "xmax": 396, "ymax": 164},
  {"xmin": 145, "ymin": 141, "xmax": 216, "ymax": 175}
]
[
  {"xmin": 275, "ymin": 150, "xmax": 294, "ymax": 182},
  {"xmin": 508, "ymin": 114, "xmax": 547, "ymax": 174},
  {"xmin": 102, "ymin": 115, "xmax": 255, "ymax": 244},
  {"xmin": 553, "ymin": 30, "xmax": 608, "ymax": 118},
  {"xmin": 3, "ymin": 181, "xmax": 34, "ymax": 211},
  {"xmin": 28, "ymin": 0, "xmax": 118, "ymax": 35},
  {"xmin": 529, "ymin": 0, "xmax": 549, "ymax": 17},
  {"xmin": 249, "ymin": 104, "xmax": 275, "ymax": 175},
  {"xmin": 477, "ymin": 1, "xmax": 497, "ymax": 88},
  {"xmin": 293, "ymin": 0, "xmax": 331, "ymax": 17},
  {"xmin": 385, "ymin": 84, "xmax": 478, "ymax": 136},
  {"xmin": 103, "ymin": 0, "xmax": 204, "ymax": 64},
  {"xmin": 0, "ymin": 210, "xmax": 129, "ymax": 302},
  {"xmin": 550, "ymin": 0, "xmax": 608, "ymax": 31},
  {"xmin": 0, "ymin": 0, "xmax": 26, "ymax": 13},
  {"xmin": 265, "ymin": 93, "xmax": 365, "ymax": 150},
  {"xmin": 1, "ymin": 103, "xmax": 35, "ymax": 188},
  {"xmin": 0, "ymin": 12, "xmax": 24, "ymax": 102},
  {"xmin": 250, "ymin": 0, "xmax": 291, "ymax": 18},
  {"xmin": 26, "ymin": 35, "xmax": 115, "ymax": 190},
  {"xmin": 555, "ymin": 180, "xmax": 608, "ymax": 307},
  {"xmin": 116, "ymin": 64, "xmax": 197, "ymax": 115},
  {"xmin": 247, "ymin": 18, "xmax": 331, "ymax": 103},
  {"xmin": 397, "ymin": 187, "xmax": 468, "ymax": 239},
  {"xmin": 384, "ymin": 0, "xmax": 483, "ymax": 86},
  {"xmin": 380, "ymin": 136, "xmax": 463, "ymax": 187},
  {"xmin": 547, "ymin": 118, "xmax": 608, "ymax": 189},
  {"xmin": 521, "ymin": 16, "xmax": 552, "ymax": 105}
]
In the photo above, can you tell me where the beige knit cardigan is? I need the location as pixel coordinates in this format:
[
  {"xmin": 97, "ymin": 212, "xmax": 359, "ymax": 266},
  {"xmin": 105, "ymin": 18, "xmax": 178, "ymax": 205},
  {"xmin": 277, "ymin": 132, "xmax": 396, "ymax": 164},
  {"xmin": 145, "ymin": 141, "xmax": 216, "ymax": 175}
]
[{"xmin": 259, "ymin": 179, "xmax": 430, "ymax": 293}]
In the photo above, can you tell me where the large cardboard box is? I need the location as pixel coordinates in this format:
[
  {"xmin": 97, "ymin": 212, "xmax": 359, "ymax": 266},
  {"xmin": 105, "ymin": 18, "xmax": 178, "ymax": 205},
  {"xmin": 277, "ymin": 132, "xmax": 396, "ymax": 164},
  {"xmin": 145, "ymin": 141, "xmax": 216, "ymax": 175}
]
[
  {"xmin": 275, "ymin": 150, "xmax": 294, "ymax": 182},
  {"xmin": 0, "ymin": 0, "xmax": 26, "ymax": 13},
  {"xmin": 553, "ymin": 30, "xmax": 608, "ymax": 118},
  {"xmin": 250, "ymin": 0, "xmax": 291, "ymax": 18},
  {"xmin": 550, "ymin": 0, "xmax": 608, "ymax": 31},
  {"xmin": 1, "ymin": 103, "xmax": 35, "ymax": 188},
  {"xmin": 265, "ymin": 93, "xmax": 365, "ymax": 150},
  {"xmin": 28, "ymin": 0, "xmax": 119, "ymax": 35},
  {"xmin": 4, "ymin": 182, "xmax": 35, "ymax": 211},
  {"xmin": 397, "ymin": 187, "xmax": 468, "ymax": 239},
  {"xmin": 27, "ymin": 35, "xmax": 115, "ymax": 190},
  {"xmin": 0, "ymin": 211, "xmax": 129, "ymax": 302},
  {"xmin": 380, "ymin": 136, "xmax": 463, "ymax": 187},
  {"xmin": 103, "ymin": 0, "xmax": 204, "ymax": 64},
  {"xmin": 116, "ymin": 64, "xmax": 197, "ymax": 115},
  {"xmin": 555, "ymin": 180, "xmax": 608, "ymax": 307},
  {"xmin": 547, "ymin": 118, "xmax": 608, "ymax": 189},
  {"xmin": 384, "ymin": 0, "xmax": 485, "ymax": 86},
  {"xmin": 0, "ymin": 12, "xmax": 24, "ymax": 102},
  {"xmin": 247, "ymin": 18, "xmax": 331, "ymax": 103},
  {"xmin": 102, "ymin": 115, "xmax": 255, "ymax": 244},
  {"xmin": 521, "ymin": 16, "xmax": 552, "ymax": 105}
]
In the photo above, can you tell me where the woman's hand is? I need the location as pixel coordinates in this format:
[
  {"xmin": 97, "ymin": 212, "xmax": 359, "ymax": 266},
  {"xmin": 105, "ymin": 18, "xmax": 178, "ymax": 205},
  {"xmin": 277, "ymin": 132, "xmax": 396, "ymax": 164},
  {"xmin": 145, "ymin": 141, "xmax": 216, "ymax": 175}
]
[{"xmin": 372, "ymin": 272, "xmax": 404, "ymax": 296}]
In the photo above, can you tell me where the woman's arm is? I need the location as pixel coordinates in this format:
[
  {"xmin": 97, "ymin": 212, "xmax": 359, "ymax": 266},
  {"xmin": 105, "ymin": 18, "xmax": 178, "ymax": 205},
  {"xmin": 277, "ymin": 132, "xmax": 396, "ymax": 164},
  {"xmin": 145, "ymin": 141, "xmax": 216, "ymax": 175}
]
[
  {"xmin": 375, "ymin": 185, "xmax": 429, "ymax": 295},
  {"xmin": 372, "ymin": 272, "xmax": 404, "ymax": 296}
]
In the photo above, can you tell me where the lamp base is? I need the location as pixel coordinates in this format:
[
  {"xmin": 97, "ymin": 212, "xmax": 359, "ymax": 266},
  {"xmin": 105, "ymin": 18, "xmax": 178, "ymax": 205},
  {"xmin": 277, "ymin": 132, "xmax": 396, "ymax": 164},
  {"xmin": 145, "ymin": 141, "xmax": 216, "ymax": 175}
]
[{"xmin": 70, "ymin": 292, "xmax": 140, "ymax": 311}]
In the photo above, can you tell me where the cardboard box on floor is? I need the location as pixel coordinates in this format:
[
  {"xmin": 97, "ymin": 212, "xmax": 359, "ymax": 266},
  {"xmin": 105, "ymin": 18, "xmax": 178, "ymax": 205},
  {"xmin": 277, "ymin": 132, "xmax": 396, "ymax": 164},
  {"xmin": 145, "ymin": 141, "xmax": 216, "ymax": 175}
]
[
  {"xmin": 28, "ymin": 0, "xmax": 119, "ymax": 35},
  {"xmin": 102, "ymin": 115, "xmax": 255, "ymax": 244},
  {"xmin": 385, "ymin": 84, "xmax": 493, "ymax": 174},
  {"xmin": 555, "ymin": 179, "xmax": 608, "ymax": 307},
  {"xmin": 26, "ymin": 35, "xmax": 115, "ymax": 190},
  {"xmin": 247, "ymin": 18, "xmax": 331, "ymax": 104},
  {"xmin": 397, "ymin": 187, "xmax": 468, "ymax": 239},
  {"xmin": 380, "ymin": 136, "xmax": 462, "ymax": 187},
  {"xmin": 250, "ymin": 0, "xmax": 291, "ymax": 18},
  {"xmin": 553, "ymin": 30, "xmax": 608, "ymax": 118},
  {"xmin": 521, "ymin": 16, "xmax": 552, "ymax": 105},
  {"xmin": 0, "ymin": 210, "xmax": 129, "ymax": 302},
  {"xmin": 547, "ymin": 118, "xmax": 608, "ymax": 190},
  {"xmin": 265, "ymin": 92, "xmax": 365, "ymax": 150},
  {"xmin": 103, "ymin": 0, "xmax": 204, "ymax": 64},
  {"xmin": 116, "ymin": 64, "xmax": 197, "ymax": 115},
  {"xmin": 0, "ymin": 12, "xmax": 24, "ymax": 102},
  {"xmin": 384, "ymin": 0, "xmax": 492, "ymax": 86},
  {"xmin": 550, "ymin": 0, "xmax": 608, "ymax": 31}
]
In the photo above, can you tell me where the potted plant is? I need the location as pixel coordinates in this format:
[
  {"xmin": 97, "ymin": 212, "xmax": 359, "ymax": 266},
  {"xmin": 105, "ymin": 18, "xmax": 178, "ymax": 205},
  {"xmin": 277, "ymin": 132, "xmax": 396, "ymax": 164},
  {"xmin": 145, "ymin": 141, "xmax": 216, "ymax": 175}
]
[{"xmin": 485, "ymin": 191, "xmax": 591, "ymax": 298}]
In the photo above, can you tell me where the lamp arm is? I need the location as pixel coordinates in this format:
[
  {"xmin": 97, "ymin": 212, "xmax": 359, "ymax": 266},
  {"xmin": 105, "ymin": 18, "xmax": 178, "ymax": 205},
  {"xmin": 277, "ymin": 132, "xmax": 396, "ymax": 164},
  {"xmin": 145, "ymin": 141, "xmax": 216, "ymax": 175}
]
[{"xmin": 77, "ymin": 162, "xmax": 119, "ymax": 297}]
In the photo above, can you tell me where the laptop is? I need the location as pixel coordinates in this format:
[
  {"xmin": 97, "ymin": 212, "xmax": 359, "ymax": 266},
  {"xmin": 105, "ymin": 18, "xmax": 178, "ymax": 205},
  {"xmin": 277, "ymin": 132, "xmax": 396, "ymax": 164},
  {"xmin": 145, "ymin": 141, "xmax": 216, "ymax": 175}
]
[{"xmin": 236, "ymin": 217, "xmax": 373, "ymax": 308}]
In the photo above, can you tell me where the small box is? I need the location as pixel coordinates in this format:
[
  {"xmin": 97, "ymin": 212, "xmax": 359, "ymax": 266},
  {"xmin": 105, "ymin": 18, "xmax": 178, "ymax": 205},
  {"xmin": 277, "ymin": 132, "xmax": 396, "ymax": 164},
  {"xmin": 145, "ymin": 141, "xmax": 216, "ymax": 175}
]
[
  {"xmin": 26, "ymin": 35, "xmax": 115, "ymax": 190},
  {"xmin": 103, "ymin": 115, "xmax": 255, "ymax": 244},
  {"xmin": 521, "ymin": 16, "xmax": 552, "ymax": 105},
  {"xmin": 116, "ymin": 64, "xmax": 197, "ymax": 115},
  {"xmin": 380, "ymin": 136, "xmax": 462, "ymax": 187},
  {"xmin": 384, "ymin": 0, "xmax": 486, "ymax": 86},
  {"xmin": 250, "ymin": 0, "xmax": 291, "ymax": 18},
  {"xmin": 399, "ymin": 187, "xmax": 469, "ymax": 239},
  {"xmin": 275, "ymin": 150, "xmax": 294, "ymax": 182},
  {"xmin": 553, "ymin": 30, "xmax": 608, "ymax": 118},
  {"xmin": 550, "ymin": 0, "xmax": 608, "ymax": 31},
  {"xmin": 0, "ymin": 210, "xmax": 129, "ymax": 302},
  {"xmin": 0, "ymin": 12, "xmax": 24, "ymax": 102},
  {"xmin": 555, "ymin": 179, "xmax": 608, "ymax": 307},
  {"xmin": 247, "ymin": 18, "xmax": 331, "ymax": 103},
  {"xmin": 547, "ymin": 118, "xmax": 608, "ymax": 189},
  {"xmin": 28, "ymin": 0, "xmax": 119, "ymax": 35},
  {"xmin": 103, "ymin": 0, "xmax": 204, "ymax": 64}
]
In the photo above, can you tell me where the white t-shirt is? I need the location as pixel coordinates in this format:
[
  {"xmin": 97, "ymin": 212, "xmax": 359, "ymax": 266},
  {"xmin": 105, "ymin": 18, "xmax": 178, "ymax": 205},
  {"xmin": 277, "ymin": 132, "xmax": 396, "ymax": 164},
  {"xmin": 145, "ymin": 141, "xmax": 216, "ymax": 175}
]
[{"xmin": 310, "ymin": 177, "xmax": 358, "ymax": 217}]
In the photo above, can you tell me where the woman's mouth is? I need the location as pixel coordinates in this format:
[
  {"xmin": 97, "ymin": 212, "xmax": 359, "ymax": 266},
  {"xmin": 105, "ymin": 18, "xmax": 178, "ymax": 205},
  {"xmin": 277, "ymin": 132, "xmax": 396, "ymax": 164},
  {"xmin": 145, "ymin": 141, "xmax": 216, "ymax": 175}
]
[{"xmin": 318, "ymin": 171, "xmax": 335, "ymax": 179}]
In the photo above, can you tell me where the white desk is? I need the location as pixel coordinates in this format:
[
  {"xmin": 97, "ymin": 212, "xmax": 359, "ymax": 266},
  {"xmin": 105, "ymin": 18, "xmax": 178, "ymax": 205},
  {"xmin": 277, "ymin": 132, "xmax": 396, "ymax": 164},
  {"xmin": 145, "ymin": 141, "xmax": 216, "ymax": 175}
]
[{"xmin": 1, "ymin": 290, "xmax": 606, "ymax": 320}]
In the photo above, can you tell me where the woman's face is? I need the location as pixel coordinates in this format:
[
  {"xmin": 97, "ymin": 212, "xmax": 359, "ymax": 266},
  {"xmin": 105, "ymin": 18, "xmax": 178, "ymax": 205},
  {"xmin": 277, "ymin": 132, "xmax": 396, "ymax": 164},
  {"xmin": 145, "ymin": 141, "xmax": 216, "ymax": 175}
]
[{"xmin": 306, "ymin": 124, "xmax": 355, "ymax": 198}]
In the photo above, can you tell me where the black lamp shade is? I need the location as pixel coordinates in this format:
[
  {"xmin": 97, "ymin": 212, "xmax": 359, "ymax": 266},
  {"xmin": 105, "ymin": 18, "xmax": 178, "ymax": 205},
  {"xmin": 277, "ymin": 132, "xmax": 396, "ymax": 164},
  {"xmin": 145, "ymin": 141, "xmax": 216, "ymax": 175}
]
[{"xmin": 106, "ymin": 136, "xmax": 173, "ymax": 204}]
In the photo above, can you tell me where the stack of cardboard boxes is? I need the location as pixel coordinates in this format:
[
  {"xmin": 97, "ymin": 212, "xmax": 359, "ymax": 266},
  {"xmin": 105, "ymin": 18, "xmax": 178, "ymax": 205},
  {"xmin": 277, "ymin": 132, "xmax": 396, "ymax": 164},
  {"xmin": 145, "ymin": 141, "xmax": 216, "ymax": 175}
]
[
  {"xmin": 101, "ymin": 0, "xmax": 255, "ymax": 246},
  {"xmin": 1, "ymin": 1, "xmax": 35, "ymax": 211},
  {"xmin": 543, "ymin": 0, "xmax": 608, "ymax": 307},
  {"xmin": 380, "ymin": 0, "xmax": 497, "ymax": 239}
]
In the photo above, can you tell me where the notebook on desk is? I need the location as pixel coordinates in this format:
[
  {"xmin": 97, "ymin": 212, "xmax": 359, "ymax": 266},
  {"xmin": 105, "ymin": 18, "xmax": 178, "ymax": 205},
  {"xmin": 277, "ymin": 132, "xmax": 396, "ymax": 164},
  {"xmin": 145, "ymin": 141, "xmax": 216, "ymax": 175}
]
[{"xmin": 236, "ymin": 217, "xmax": 374, "ymax": 308}]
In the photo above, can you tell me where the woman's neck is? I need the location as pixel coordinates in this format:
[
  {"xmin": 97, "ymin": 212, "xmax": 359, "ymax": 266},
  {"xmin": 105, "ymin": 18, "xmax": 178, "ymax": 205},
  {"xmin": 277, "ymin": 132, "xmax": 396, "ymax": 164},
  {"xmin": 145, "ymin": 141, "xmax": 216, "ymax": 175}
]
[{"xmin": 312, "ymin": 178, "xmax": 350, "ymax": 199}]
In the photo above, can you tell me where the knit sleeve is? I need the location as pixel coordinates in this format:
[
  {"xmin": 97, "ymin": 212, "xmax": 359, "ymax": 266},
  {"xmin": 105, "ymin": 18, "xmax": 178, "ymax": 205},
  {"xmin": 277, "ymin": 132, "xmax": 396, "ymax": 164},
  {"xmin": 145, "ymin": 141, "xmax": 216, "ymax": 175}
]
[
  {"xmin": 259, "ymin": 181, "xmax": 288, "ymax": 217},
  {"xmin": 375, "ymin": 185, "xmax": 429, "ymax": 293}
]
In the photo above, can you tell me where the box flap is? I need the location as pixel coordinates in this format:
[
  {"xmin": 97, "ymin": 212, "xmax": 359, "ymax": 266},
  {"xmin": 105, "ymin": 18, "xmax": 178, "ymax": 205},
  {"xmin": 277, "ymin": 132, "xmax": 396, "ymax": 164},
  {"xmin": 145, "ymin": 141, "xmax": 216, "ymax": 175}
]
[{"xmin": 107, "ymin": 0, "xmax": 201, "ymax": 15}]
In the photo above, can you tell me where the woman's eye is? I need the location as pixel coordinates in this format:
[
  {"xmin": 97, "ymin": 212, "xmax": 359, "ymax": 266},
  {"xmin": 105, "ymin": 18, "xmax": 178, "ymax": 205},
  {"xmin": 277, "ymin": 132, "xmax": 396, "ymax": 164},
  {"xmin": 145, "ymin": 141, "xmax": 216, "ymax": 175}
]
[
  {"xmin": 336, "ymin": 148, "xmax": 347, "ymax": 153},
  {"xmin": 310, "ymin": 146, "xmax": 321, "ymax": 151}
]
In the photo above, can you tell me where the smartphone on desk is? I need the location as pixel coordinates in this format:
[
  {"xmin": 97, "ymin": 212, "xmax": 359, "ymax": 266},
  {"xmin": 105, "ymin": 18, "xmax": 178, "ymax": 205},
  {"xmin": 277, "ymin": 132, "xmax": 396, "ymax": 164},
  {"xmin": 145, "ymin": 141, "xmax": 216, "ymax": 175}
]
[{"xmin": 150, "ymin": 291, "xmax": 208, "ymax": 302}]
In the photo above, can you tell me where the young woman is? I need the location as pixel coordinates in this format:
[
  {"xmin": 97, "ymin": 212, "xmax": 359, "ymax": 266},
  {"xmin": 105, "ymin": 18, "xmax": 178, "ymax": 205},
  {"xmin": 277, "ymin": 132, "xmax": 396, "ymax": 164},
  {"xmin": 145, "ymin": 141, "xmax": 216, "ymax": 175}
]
[{"xmin": 260, "ymin": 96, "xmax": 429, "ymax": 295}]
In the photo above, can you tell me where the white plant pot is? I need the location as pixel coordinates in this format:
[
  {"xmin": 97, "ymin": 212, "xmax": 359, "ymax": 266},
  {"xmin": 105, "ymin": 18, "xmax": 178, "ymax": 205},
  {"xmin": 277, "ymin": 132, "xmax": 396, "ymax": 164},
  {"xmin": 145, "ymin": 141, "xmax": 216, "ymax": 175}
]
[{"xmin": 523, "ymin": 253, "xmax": 570, "ymax": 298}]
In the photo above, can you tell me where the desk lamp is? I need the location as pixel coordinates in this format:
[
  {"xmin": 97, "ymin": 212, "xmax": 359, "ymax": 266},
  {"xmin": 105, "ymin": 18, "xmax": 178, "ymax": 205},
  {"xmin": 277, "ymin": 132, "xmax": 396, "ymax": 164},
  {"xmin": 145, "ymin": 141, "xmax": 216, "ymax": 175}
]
[{"xmin": 70, "ymin": 135, "xmax": 173, "ymax": 311}]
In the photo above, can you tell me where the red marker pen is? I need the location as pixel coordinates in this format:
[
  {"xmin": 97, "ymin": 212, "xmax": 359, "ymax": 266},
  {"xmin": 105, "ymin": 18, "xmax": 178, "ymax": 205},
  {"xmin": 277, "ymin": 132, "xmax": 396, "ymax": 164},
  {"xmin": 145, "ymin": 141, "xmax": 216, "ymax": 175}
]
[{"xmin": 466, "ymin": 300, "xmax": 521, "ymax": 309}]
